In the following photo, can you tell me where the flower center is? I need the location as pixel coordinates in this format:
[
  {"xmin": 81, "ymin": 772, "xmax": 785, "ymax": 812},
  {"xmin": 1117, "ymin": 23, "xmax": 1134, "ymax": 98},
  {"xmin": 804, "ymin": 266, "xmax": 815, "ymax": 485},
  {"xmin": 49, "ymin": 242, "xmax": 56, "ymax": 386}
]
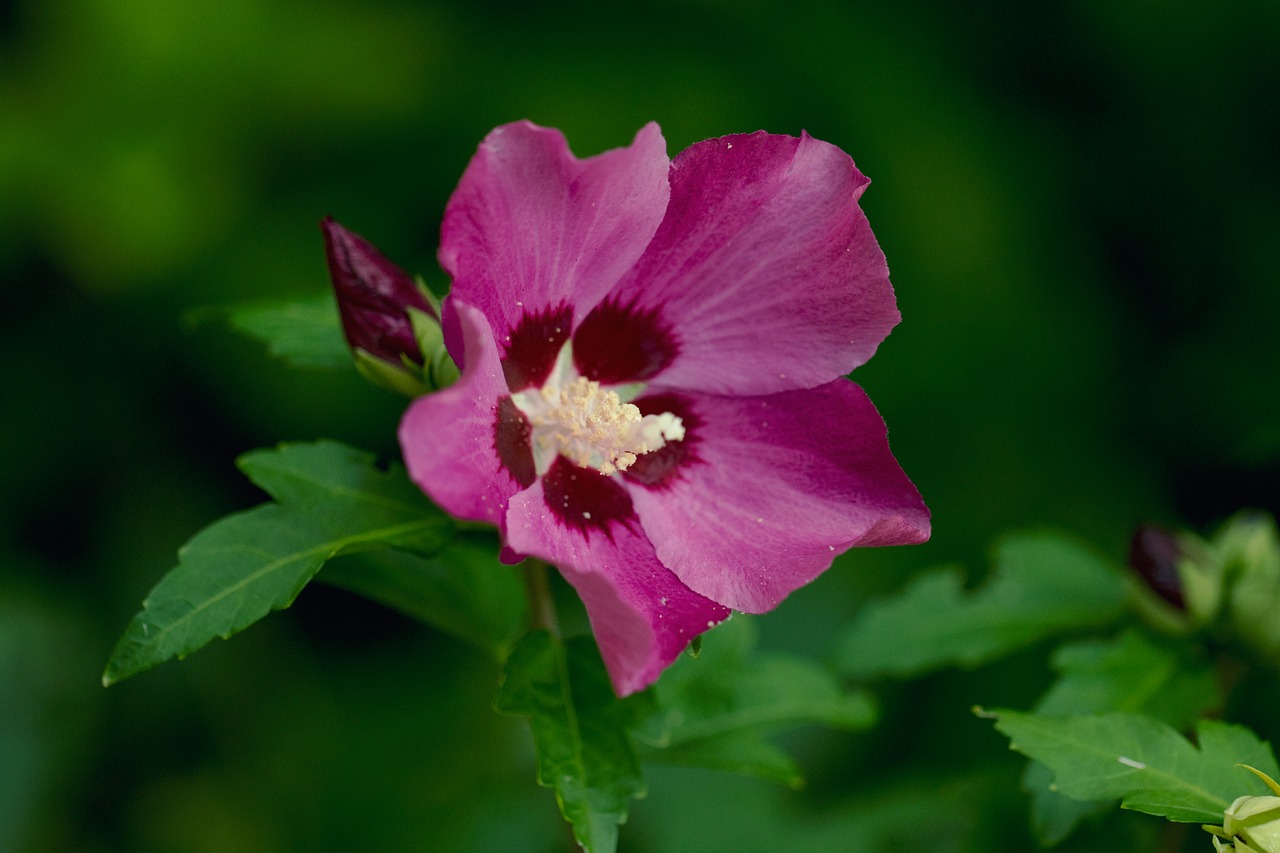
[{"xmin": 510, "ymin": 343, "xmax": 684, "ymax": 476}]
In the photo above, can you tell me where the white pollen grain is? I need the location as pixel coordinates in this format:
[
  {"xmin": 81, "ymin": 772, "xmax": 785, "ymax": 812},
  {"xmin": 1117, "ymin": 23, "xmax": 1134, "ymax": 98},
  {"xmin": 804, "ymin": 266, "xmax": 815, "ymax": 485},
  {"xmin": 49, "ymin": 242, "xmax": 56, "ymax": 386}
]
[
  {"xmin": 727, "ymin": 142, "xmax": 733, "ymax": 149},
  {"xmin": 660, "ymin": 597, "xmax": 668, "ymax": 605},
  {"xmin": 1117, "ymin": 756, "xmax": 1146, "ymax": 770},
  {"xmin": 582, "ymin": 511, "xmax": 592, "ymax": 519},
  {"xmin": 828, "ymin": 545, "xmax": 835, "ymax": 551},
  {"xmin": 755, "ymin": 517, "xmax": 763, "ymax": 523}
]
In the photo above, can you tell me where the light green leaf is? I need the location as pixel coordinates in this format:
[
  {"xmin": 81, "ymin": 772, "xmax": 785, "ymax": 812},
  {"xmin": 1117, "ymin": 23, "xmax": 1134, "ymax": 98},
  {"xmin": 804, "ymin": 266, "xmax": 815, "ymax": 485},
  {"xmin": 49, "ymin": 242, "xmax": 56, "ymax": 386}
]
[
  {"xmin": 1023, "ymin": 630, "xmax": 1222, "ymax": 843},
  {"xmin": 635, "ymin": 617, "xmax": 876, "ymax": 786},
  {"xmin": 495, "ymin": 632, "xmax": 646, "ymax": 853},
  {"xmin": 213, "ymin": 293, "xmax": 349, "ymax": 368},
  {"xmin": 835, "ymin": 531, "xmax": 1126, "ymax": 679},
  {"xmin": 982, "ymin": 709, "xmax": 1280, "ymax": 823},
  {"xmin": 103, "ymin": 441, "xmax": 453, "ymax": 685},
  {"xmin": 319, "ymin": 533, "xmax": 527, "ymax": 660}
]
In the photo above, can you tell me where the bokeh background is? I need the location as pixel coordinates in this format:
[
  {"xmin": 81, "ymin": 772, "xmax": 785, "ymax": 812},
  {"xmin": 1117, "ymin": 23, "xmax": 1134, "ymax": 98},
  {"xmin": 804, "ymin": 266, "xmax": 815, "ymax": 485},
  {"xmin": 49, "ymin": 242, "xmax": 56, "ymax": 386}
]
[{"xmin": 3, "ymin": 0, "xmax": 1277, "ymax": 850}]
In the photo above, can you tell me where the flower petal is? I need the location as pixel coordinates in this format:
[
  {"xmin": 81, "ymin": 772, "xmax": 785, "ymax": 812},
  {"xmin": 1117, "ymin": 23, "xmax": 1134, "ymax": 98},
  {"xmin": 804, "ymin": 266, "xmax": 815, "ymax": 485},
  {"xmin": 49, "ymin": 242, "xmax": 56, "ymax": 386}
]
[
  {"xmin": 505, "ymin": 473, "xmax": 730, "ymax": 696},
  {"xmin": 625, "ymin": 380, "xmax": 929, "ymax": 613},
  {"xmin": 398, "ymin": 301, "xmax": 530, "ymax": 528},
  {"xmin": 439, "ymin": 121, "xmax": 670, "ymax": 371},
  {"xmin": 585, "ymin": 131, "xmax": 899, "ymax": 395}
]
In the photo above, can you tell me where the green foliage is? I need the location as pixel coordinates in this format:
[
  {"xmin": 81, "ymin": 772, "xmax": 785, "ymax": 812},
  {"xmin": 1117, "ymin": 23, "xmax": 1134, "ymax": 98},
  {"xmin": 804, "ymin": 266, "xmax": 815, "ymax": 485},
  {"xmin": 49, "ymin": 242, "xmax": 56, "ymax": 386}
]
[
  {"xmin": 1023, "ymin": 631, "xmax": 1223, "ymax": 843},
  {"xmin": 1035, "ymin": 631, "xmax": 1220, "ymax": 722},
  {"xmin": 495, "ymin": 631, "xmax": 647, "ymax": 853},
  {"xmin": 103, "ymin": 441, "xmax": 454, "ymax": 685},
  {"xmin": 217, "ymin": 294, "xmax": 350, "ymax": 369},
  {"xmin": 982, "ymin": 710, "xmax": 1280, "ymax": 824},
  {"xmin": 835, "ymin": 532, "xmax": 1126, "ymax": 679},
  {"xmin": 636, "ymin": 616, "xmax": 877, "ymax": 787},
  {"xmin": 320, "ymin": 534, "xmax": 527, "ymax": 661}
]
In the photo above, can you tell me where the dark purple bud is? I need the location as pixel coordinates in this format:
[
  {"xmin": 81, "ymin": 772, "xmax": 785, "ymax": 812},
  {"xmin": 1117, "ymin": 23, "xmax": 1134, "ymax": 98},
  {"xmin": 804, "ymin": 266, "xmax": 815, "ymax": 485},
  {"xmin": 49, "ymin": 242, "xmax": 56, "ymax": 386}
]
[
  {"xmin": 321, "ymin": 217, "xmax": 437, "ymax": 366},
  {"xmin": 1129, "ymin": 523, "xmax": 1187, "ymax": 611}
]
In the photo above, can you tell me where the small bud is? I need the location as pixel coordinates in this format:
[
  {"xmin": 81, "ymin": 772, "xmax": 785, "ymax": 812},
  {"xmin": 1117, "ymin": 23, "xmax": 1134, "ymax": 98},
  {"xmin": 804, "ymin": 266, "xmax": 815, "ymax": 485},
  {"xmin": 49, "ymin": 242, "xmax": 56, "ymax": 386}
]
[
  {"xmin": 322, "ymin": 217, "xmax": 448, "ymax": 394},
  {"xmin": 1130, "ymin": 523, "xmax": 1189, "ymax": 610},
  {"xmin": 1221, "ymin": 512, "xmax": 1280, "ymax": 665},
  {"xmin": 1128, "ymin": 522, "xmax": 1221, "ymax": 632},
  {"xmin": 1205, "ymin": 766, "xmax": 1280, "ymax": 853}
]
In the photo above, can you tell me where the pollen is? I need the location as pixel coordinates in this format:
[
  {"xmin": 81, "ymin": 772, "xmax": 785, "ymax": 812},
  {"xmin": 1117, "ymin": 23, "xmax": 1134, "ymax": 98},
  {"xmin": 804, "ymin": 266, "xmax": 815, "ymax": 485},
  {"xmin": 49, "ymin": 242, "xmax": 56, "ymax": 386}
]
[{"xmin": 510, "ymin": 343, "xmax": 684, "ymax": 476}]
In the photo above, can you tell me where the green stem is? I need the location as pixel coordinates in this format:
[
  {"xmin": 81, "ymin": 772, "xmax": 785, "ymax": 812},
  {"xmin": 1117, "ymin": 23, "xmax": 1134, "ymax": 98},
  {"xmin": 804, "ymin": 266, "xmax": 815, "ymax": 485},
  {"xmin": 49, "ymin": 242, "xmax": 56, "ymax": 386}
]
[{"xmin": 523, "ymin": 560, "xmax": 560, "ymax": 637}]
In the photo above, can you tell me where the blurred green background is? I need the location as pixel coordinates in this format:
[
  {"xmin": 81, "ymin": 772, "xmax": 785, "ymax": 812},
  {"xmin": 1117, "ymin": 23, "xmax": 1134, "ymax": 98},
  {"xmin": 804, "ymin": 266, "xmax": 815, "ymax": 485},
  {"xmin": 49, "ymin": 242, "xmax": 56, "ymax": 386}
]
[{"xmin": 2, "ymin": 0, "xmax": 1277, "ymax": 850}]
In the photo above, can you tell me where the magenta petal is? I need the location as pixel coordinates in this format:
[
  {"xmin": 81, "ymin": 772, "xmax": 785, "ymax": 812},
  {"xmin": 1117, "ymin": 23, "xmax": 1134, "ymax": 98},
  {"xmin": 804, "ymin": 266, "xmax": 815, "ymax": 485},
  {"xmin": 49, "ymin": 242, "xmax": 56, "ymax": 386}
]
[
  {"xmin": 398, "ymin": 301, "xmax": 528, "ymax": 528},
  {"xmin": 506, "ymin": 481, "xmax": 730, "ymax": 696},
  {"xmin": 439, "ymin": 121, "xmax": 670, "ymax": 350},
  {"xmin": 627, "ymin": 380, "xmax": 929, "ymax": 613},
  {"xmin": 599, "ymin": 131, "xmax": 900, "ymax": 395}
]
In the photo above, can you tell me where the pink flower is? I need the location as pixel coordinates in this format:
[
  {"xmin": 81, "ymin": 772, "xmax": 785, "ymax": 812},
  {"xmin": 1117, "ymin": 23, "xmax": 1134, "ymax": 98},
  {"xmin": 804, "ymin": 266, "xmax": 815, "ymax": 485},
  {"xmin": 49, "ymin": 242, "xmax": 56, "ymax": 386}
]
[{"xmin": 400, "ymin": 122, "xmax": 929, "ymax": 695}]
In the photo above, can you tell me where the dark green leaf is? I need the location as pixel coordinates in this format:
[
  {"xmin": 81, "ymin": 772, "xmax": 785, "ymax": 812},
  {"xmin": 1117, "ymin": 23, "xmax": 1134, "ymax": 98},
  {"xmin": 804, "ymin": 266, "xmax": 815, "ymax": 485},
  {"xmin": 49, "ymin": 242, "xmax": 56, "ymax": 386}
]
[
  {"xmin": 835, "ymin": 531, "xmax": 1126, "ymax": 679},
  {"xmin": 982, "ymin": 709, "xmax": 1280, "ymax": 823},
  {"xmin": 1023, "ymin": 630, "xmax": 1222, "ymax": 843},
  {"xmin": 495, "ymin": 631, "xmax": 646, "ymax": 853},
  {"xmin": 643, "ymin": 732, "xmax": 802, "ymax": 787},
  {"xmin": 320, "ymin": 533, "xmax": 527, "ymax": 660},
  {"xmin": 1036, "ymin": 630, "xmax": 1220, "ymax": 721},
  {"xmin": 635, "ymin": 617, "xmax": 875, "ymax": 786},
  {"xmin": 103, "ymin": 441, "xmax": 453, "ymax": 685},
  {"xmin": 218, "ymin": 293, "xmax": 350, "ymax": 368}
]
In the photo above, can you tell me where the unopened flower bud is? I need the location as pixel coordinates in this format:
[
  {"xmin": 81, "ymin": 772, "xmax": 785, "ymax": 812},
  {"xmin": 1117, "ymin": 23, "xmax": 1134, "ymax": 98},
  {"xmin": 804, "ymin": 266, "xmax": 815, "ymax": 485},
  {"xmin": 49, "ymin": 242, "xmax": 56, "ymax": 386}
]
[
  {"xmin": 1128, "ymin": 522, "xmax": 1221, "ymax": 632},
  {"xmin": 1206, "ymin": 766, "xmax": 1280, "ymax": 852},
  {"xmin": 1220, "ymin": 512, "xmax": 1280, "ymax": 665},
  {"xmin": 322, "ymin": 217, "xmax": 453, "ymax": 395}
]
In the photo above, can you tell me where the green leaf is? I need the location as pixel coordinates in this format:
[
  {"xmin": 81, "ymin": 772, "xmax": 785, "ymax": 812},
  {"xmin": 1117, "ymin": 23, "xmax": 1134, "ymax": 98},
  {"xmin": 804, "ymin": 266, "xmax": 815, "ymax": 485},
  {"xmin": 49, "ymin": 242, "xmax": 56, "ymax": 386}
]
[
  {"xmin": 1036, "ymin": 630, "xmax": 1220, "ymax": 721},
  {"xmin": 103, "ymin": 441, "xmax": 453, "ymax": 685},
  {"xmin": 1022, "ymin": 631, "xmax": 1222, "ymax": 843},
  {"xmin": 635, "ymin": 617, "xmax": 876, "ymax": 786},
  {"xmin": 495, "ymin": 631, "xmax": 646, "ymax": 853},
  {"xmin": 319, "ymin": 533, "xmax": 527, "ymax": 660},
  {"xmin": 981, "ymin": 709, "xmax": 1280, "ymax": 823},
  {"xmin": 835, "ymin": 531, "xmax": 1126, "ymax": 679},
  {"xmin": 213, "ymin": 293, "xmax": 350, "ymax": 368}
]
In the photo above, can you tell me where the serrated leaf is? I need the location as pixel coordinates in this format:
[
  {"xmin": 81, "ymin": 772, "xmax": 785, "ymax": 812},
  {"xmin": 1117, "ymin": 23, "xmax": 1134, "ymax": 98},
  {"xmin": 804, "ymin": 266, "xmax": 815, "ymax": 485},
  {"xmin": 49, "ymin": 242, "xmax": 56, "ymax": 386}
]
[
  {"xmin": 1037, "ymin": 630, "xmax": 1220, "ymax": 722},
  {"xmin": 495, "ymin": 631, "xmax": 646, "ymax": 853},
  {"xmin": 835, "ymin": 531, "xmax": 1126, "ymax": 679},
  {"xmin": 214, "ymin": 293, "xmax": 350, "ymax": 368},
  {"xmin": 1023, "ymin": 630, "xmax": 1222, "ymax": 843},
  {"xmin": 983, "ymin": 709, "xmax": 1280, "ymax": 823},
  {"xmin": 634, "ymin": 617, "xmax": 875, "ymax": 786},
  {"xmin": 104, "ymin": 441, "xmax": 453, "ymax": 685},
  {"xmin": 319, "ymin": 533, "xmax": 527, "ymax": 660}
]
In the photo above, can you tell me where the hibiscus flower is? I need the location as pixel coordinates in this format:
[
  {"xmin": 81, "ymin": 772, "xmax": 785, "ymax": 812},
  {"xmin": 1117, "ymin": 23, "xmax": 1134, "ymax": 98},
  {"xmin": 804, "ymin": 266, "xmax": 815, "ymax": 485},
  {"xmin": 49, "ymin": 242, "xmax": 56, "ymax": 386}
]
[{"xmin": 396, "ymin": 121, "xmax": 929, "ymax": 695}]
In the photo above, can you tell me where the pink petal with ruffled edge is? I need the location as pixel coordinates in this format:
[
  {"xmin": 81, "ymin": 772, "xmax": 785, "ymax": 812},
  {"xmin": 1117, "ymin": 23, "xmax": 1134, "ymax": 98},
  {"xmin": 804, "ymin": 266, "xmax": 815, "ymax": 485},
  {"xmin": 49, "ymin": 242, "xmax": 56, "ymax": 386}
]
[
  {"xmin": 625, "ymin": 380, "xmax": 929, "ymax": 613},
  {"xmin": 505, "ymin": 475, "xmax": 730, "ymax": 696},
  {"xmin": 398, "ymin": 301, "xmax": 531, "ymax": 528},
  {"xmin": 580, "ymin": 131, "xmax": 899, "ymax": 396},
  {"xmin": 439, "ymin": 121, "xmax": 670, "ymax": 359}
]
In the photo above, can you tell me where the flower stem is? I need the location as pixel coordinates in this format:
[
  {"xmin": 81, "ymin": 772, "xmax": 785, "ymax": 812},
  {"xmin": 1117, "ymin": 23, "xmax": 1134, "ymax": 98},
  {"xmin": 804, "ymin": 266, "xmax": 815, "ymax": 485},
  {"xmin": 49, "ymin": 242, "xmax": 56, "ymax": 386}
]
[{"xmin": 522, "ymin": 560, "xmax": 560, "ymax": 637}]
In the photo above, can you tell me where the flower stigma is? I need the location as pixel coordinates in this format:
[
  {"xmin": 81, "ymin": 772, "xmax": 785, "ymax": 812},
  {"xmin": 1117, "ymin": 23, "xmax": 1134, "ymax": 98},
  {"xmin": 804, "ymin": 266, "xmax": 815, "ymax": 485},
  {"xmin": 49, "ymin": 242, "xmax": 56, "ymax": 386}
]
[{"xmin": 510, "ymin": 341, "xmax": 684, "ymax": 476}]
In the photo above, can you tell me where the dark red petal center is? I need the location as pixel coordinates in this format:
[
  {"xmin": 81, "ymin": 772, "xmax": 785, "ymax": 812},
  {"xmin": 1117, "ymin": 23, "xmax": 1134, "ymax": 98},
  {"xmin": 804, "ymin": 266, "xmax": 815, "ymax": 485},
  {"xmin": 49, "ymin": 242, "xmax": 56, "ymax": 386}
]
[
  {"xmin": 572, "ymin": 297, "xmax": 679, "ymax": 385},
  {"xmin": 501, "ymin": 302, "xmax": 573, "ymax": 391},
  {"xmin": 494, "ymin": 396, "xmax": 536, "ymax": 488},
  {"xmin": 542, "ymin": 456, "xmax": 637, "ymax": 539}
]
